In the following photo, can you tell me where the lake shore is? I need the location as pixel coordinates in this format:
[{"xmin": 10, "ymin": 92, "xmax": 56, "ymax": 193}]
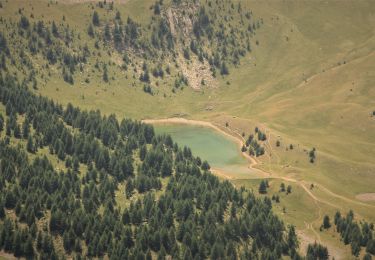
[{"xmin": 143, "ymin": 117, "xmax": 270, "ymax": 178}]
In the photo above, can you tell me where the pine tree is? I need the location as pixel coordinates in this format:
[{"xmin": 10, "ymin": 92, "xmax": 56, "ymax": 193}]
[
  {"xmin": 287, "ymin": 225, "xmax": 299, "ymax": 256},
  {"xmin": 92, "ymin": 11, "xmax": 100, "ymax": 26},
  {"xmin": 14, "ymin": 124, "xmax": 21, "ymax": 138},
  {"xmin": 0, "ymin": 199, "xmax": 5, "ymax": 219},
  {"xmin": 140, "ymin": 144, "xmax": 147, "ymax": 161},
  {"xmin": 103, "ymin": 64, "xmax": 109, "ymax": 83},
  {"xmin": 5, "ymin": 190, "xmax": 16, "ymax": 209},
  {"xmin": 75, "ymin": 239, "xmax": 82, "ymax": 253},
  {"xmin": 13, "ymin": 231, "xmax": 23, "ymax": 257},
  {"xmin": 115, "ymin": 11, "xmax": 121, "ymax": 20},
  {"xmin": 0, "ymin": 113, "xmax": 4, "ymax": 132},
  {"xmin": 58, "ymin": 145, "xmax": 66, "ymax": 160},
  {"xmin": 73, "ymin": 156, "xmax": 80, "ymax": 172},
  {"xmin": 201, "ymin": 160, "xmax": 210, "ymax": 171},
  {"xmin": 220, "ymin": 61, "xmax": 229, "ymax": 75},
  {"xmin": 37, "ymin": 231, "xmax": 43, "ymax": 251},
  {"xmin": 6, "ymin": 123, "xmax": 11, "ymax": 136},
  {"xmin": 367, "ymin": 239, "xmax": 375, "ymax": 254},
  {"xmin": 351, "ymin": 241, "xmax": 360, "ymax": 257},
  {"xmin": 122, "ymin": 226, "xmax": 133, "ymax": 248},
  {"xmin": 63, "ymin": 231, "xmax": 72, "ymax": 252},
  {"xmin": 183, "ymin": 247, "xmax": 193, "ymax": 260},
  {"xmin": 306, "ymin": 242, "xmax": 328, "ymax": 260},
  {"xmin": 280, "ymin": 183, "xmax": 285, "ymax": 192},
  {"xmin": 27, "ymin": 136, "xmax": 34, "ymax": 153},
  {"xmin": 211, "ymin": 241, "xmax": 225, "ymax": 259},
  {"xmin": 24, "ymin": 236, "xmax": 34, "ymax": 259},
  {"xmin": 51, "ymin": 21, "xmax": 59, "ymax": 37},
  {"xmin": 104, "ymin": 24, "xmax": 111, "ymax": 42},
  {"xmin": 363, "ymin": 253, "xmax": 372, "ymax": 260},
  {"xmin": 258, "ymin": 180, "xmax": 267, "ymax": 194},
  {"xmin": 125, "ymin": 179, "xmax": 134, "ymax": 199},
  {"xmin": 286, "ymin": 185, "xmax": 292, "ymax": 194},
  {"xmin": 226, "ymin": 241, "xmax": 237, "ymax": 260},
  {"xmin": 88, "ymin": 24, "xmax": 95, "ymax": 37},
  {"xmin": 156, "ymin": 248, "xmax": 165, "ymax": 260},
  {"xmin": 161, "ymin": 158, "xmax": 172, "ymax": 177}
]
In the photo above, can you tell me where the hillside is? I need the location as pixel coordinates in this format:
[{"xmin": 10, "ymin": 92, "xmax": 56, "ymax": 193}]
[
  {"xmin": 0, "ymin": 0, "xmax": 374, "ymax": 259},
  {"xmin": 0, "ymin": 0, "xmax": 262, "ymax": 91},
  {"xmin": 0, "ymin": 71, "xmax": 320, "ymax": 259}
]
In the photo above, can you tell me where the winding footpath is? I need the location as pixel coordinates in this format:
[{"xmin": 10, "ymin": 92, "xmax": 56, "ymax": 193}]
[
  {"xmin": 144, "ymin": 117, "xmax": 375, "ymax": 257},
  {"xmin": 143, "ymin": 117, "xmax": 375, "ymax": 209}
]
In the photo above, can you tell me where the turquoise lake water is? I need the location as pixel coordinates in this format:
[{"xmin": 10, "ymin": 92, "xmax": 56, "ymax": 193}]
[{"xmin": 154, "ymin": 124, "xmax": 255, "ymax": 177}]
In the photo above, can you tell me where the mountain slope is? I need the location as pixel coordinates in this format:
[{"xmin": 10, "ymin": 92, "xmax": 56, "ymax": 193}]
[
  {"xmin": 0, "ymin": 72, "xmax": 307, "ymax": 259},
  {"xmin": 0, "ymin": 0, "xmax": 374, "ymax": 259}
]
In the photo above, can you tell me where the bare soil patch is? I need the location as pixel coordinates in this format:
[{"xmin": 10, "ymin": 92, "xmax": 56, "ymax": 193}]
[
  {"xmin": 0, "ymin": 251, "xmax": 17, "ymax": 260},
  {"xmin": 356, "ymin": 193, "xmax": 375, "ymax": 202}
]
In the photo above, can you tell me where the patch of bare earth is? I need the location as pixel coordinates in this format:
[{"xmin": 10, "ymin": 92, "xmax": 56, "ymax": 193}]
[
  {"xmin": 177, "ymin": 55, "xmax": 217, "ymax": 90},
  {"xmin": 355, "ymin": 193, "xmax": 375, "ymax": 202},
  {"xmin": 0, "ymin": 251, "xmax": 16, "ymax": 260},
  {"xmin": 297, "ymin": 230, "xmax": 345, "ymax": 259}
]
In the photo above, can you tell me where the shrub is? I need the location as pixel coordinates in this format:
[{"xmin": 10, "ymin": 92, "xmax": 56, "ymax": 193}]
[{"xmin": 322, "ymin": 215, "xmax": 331, "ymax": 229}]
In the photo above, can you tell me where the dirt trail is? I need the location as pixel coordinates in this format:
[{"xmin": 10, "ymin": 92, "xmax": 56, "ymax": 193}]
[
  {"xmin": 211, "ymin": 167, "xmax": 235, "ymax": 180},
  {"xmin": 292, "ymin": 50, "xmax": 375, "ymax": 92},
  {"xmin": 356, "ymin": 193, "xmax": 375, "ymax": 202},
  {"xmin": 144, "ymin": 117, "xmax": 374, "ymax": 206},
  {"xmin": 317, "ymin": 184, "xmax": 375, "ymax": 208},
  {"xmin": 144, "ymin": 117, "xmax": 371, "ymax": 257}
]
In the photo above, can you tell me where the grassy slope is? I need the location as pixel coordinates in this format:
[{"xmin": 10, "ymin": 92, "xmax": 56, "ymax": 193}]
[
  {"xmin": 214, "ymin": 0, "xmax": 375, "ymax": 211},
  {"xmin": 213, "ymin": 1, "xmax": 375, "ymax": 253},
  {"xmin": 20, "ymin": 0, "xmax": 373, "ymax": 197},
  {"xmin": 1, "ymin": 0, "xmax": 374, "ymax": 258},
  {"xmin": 232, "ymin": 178, "xmax": 354, "ymax": 258},
  {"xmin": 210, "ymin": 1, "xmax": 375, "ymax": 256},
  {"xmin": 193, "ymin": 0, "xmax": 375, "ymax": 213}
]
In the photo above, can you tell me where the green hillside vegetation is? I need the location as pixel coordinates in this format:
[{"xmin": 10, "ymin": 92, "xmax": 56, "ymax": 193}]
[
  {"xmin": 1, "ymin": 0, "xmax": 368, "ymax": 212},
  {"xmin": 0, "ymin": 0, "xmax": 374, "ymax": 259},
  {"xmin": 232, "ymin": 178, "xmax": 375, "ymax": 258},
  {"xmin": 332, "ymin": 210, "xmax": 375, "ymax": 257},
  {"xmin": 0, "ymin": 73, "xmax": 332, "ymax": 259},
  {"xmin": 0, "ymin": 0, "xmax": 261, "ymax": 93}
]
